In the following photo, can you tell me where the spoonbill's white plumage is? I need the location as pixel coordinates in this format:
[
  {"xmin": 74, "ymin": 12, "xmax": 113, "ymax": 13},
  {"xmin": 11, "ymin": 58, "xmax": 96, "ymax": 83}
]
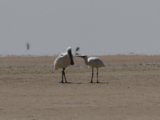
[
  {"xmin": 54, "ymin": 47, "xmax": 74, "ymax": 83},
  {"xmin": 77, "ymin": 55, "xmax": 105, "ymax": 83}
]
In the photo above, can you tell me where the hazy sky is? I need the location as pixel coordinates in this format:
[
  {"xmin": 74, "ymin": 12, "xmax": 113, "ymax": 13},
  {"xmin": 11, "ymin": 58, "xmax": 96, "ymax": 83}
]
[{"xmin": 0, "ymin": 0, "xmax": 160, "ymax": 55}]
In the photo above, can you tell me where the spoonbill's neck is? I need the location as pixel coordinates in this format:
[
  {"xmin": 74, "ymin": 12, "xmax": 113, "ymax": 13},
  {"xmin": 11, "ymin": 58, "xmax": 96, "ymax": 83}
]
[{"xmin": 82, "ymin": 57, "xmax": 89, "ymax": 65}]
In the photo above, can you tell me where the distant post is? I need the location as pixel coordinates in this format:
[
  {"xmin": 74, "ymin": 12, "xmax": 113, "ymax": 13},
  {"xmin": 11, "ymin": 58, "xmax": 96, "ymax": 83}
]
[{"xmin": 26, "ymin": 42, "xmax": 30, "ymax": 51}]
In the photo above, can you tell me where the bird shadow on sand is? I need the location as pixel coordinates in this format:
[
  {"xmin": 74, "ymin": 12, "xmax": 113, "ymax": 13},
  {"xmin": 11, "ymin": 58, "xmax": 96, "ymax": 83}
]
[
  {"xmin": 59, "ymin": 82, "xmax": 83, "ymax": 85},
  {"xmin": 59, "ymin": 81, "xmax": 109, "ymax": 85},
  {"xmin": 89, "ymin": 82, "xmax": 109, "ymax": 85}
]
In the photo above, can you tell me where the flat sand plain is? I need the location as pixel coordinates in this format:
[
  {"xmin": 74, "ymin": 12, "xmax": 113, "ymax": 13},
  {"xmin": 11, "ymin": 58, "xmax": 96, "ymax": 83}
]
[{"xmin": 0, "ymin": 55, "xmax": 160, "ymax": 120}]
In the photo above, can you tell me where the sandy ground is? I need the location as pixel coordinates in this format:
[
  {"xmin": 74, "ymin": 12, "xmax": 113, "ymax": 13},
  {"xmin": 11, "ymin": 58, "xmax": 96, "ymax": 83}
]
[{"xmin": 0, "ymin": 55, "xmax": 160, "ymax": 120}]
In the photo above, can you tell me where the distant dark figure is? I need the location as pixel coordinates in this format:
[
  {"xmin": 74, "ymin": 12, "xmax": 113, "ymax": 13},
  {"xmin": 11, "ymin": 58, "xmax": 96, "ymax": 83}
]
[
  {"xmin": 26, "ymin": 42, "xmax": 30, "ymax": 50},
  {"xmin": 75, "ymin": 47, "xmax": 80, "ymax": 55}
]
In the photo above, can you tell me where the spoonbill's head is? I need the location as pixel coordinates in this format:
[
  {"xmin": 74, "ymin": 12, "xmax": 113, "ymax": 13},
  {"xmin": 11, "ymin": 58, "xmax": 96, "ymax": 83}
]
[
  {"xmin": 67, "ymin": 46, "xmax": 72, "ymax": 51},
  {"xmin": 67, "ymin": 47, "xmax": 74, "ymax": 65},
  {"xmin": 76, "ymin": 55, "xmax": 88, "ymax": 59}
]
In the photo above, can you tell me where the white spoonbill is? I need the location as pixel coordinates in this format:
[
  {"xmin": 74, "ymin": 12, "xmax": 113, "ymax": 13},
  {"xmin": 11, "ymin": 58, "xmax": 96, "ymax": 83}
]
[
  {"xmin": 54, "ymin": 47, "xmax": 74, "ymax": 83},
  {"xmin": 77, "ymin": 55, "xmax": 105, "ymax": 83}
]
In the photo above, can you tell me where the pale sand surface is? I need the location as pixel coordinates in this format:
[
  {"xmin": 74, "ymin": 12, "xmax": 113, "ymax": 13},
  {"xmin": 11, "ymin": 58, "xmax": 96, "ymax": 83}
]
[{"xmin": 0, "ymin": 55, "xmax": 160, "ymax": 120}]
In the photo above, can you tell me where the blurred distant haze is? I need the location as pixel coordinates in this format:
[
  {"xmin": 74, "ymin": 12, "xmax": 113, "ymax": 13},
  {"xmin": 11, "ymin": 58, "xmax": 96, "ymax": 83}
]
[{"xmin": 0, "ymin": 0, "xmax": 160, "ymax": 55}]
